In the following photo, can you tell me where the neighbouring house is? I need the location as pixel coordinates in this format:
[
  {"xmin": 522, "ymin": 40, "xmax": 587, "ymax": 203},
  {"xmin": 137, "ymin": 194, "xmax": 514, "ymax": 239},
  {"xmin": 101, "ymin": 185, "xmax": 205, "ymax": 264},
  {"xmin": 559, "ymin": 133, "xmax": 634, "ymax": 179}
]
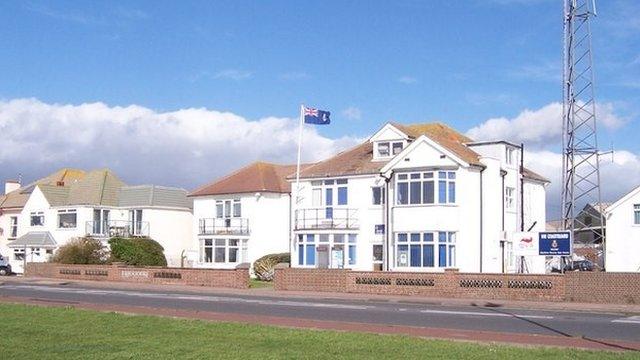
[
  {"xmin": 604, "ymin": 187, "xmax": 640, "ymax": 272},
  {"xmin": 0, "ymin": 168, "xmax": 192, "ymax": 273},
  {"xmin": 290, "ymin": 122, "xmax": 549, "ymax": 273},
  {"xmin": 188, "ymin": 162, "xmax": 306, "ymax": 270}
]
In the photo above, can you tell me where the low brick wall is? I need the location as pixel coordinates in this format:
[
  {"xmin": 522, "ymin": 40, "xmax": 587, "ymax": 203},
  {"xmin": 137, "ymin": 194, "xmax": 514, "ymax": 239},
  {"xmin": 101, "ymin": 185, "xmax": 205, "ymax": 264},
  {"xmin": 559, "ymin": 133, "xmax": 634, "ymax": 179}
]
[
  {"xmin": 274, "ymin": 265, "xmax": 640, "ymax": 304},
  {"xmin": 26, "ymin": 262, "xmax": 250, "ymax": 289},
  {"xmin": 565, "ymin": 272, "xmax": 640, "ymax": 304}
]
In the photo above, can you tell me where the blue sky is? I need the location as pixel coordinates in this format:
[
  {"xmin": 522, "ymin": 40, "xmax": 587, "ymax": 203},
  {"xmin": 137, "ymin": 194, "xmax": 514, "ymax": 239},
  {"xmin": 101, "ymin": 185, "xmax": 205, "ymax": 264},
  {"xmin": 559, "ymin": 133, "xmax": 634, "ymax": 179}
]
[{"xmin": 0, "ymin": 0, "xmax": 639, "ymax": 216}]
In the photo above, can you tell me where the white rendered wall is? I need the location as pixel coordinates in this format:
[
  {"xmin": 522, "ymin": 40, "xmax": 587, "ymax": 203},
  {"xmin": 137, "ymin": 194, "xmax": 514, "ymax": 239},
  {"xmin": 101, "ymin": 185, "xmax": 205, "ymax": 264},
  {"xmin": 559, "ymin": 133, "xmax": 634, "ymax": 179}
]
[{"xmin": 606, "ymin": 190, "xmax": 640, "ymax": 272}]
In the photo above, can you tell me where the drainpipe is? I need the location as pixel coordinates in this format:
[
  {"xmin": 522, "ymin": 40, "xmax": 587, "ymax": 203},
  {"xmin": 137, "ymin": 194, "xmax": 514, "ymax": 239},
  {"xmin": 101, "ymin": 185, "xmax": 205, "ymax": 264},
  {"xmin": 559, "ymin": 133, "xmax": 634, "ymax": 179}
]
[
  {"xmin": 380, "ymin": 171, "xmax": 392, "ymax": 271},
  {"xmin": 479, "ymin": 166, "xmax": 485, "ymax": 273}
]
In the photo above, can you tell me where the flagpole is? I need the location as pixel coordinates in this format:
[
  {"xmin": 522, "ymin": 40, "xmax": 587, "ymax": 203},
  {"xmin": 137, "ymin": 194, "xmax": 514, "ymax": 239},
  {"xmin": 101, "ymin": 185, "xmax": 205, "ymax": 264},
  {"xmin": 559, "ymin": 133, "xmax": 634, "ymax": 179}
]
[{"xmin": 295, "ymin": 104, "xmax": 304, "ymax": 204}]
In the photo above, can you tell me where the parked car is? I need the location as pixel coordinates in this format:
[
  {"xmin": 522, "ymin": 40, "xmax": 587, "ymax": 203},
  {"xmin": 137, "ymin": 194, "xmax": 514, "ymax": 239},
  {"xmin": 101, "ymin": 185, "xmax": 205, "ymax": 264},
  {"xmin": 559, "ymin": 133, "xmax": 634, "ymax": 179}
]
[
  {"xmin": 0, "ymin": 255, "xmax": 12, "ymax": 276},
  {"xmin": 551, "ymin": 259, "xmax": 594, "ymax": 273}
]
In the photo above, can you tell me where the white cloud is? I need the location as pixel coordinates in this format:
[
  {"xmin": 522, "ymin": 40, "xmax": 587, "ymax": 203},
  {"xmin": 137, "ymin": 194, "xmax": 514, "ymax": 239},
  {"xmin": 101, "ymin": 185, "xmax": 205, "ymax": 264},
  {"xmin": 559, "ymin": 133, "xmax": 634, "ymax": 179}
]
[
  {"xmin": 525, "ymin": 149, "xmax": 640, "ymax": 219},
  {"xmin": 341, "ymin": 106, "xmax": 362, "ymax": 120},
  {"xmin": 397, "ymin": 76, "xmax": 417, "ymax": 84},
  {"xmin": 466, "ymin": 102, "xmax": 626, "ymax": 149},
  {"xmin": 213, "ymin": 69, "xmax": 253, "ymax": 81},
  {"xmin": 0, "ymin": 98, "xmax": 359, "ymax": 190}
]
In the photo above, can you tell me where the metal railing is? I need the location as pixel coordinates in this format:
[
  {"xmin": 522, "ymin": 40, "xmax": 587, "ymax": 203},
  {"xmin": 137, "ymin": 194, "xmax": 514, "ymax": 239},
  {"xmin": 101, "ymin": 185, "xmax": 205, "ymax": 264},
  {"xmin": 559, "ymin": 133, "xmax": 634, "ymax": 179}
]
[
  {"xmin": 199, "ymin": 218, "xmax": 250, "ymax": 235},
  {"xmin": 295, "ymin": 208, "xmax": 359, "ymax": 230},
  {"xmin": 86, "ymin": 220, "xmax": 150, "ymax": 238}
]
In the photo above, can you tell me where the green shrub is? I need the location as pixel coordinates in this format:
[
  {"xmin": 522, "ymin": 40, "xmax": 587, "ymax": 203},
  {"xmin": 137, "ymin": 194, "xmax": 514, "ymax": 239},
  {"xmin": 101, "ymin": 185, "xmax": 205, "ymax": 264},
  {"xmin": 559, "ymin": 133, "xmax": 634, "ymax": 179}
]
[
  {"xmin": 253, "ymin": 253, "xmax": 290, "ymax": 281},
  {"xmin": 108, "ymin": 237, "xmax": 167, "ymax": 267},
  {"xmin": 51, "ymin": 237, "xmax": 108, "ymax": 264}
]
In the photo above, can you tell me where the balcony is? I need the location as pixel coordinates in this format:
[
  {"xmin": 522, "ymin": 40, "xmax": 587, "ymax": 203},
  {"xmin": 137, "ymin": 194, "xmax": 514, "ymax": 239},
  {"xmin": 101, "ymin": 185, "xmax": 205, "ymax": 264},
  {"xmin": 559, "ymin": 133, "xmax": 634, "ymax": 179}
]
[
  {"xmin": 86, "ymin": 220, "xmax": 150, "ymax": 238},
  {"xmin": 295, "ymin": 208, "xmax": 359, "ymax": 230},
  {"xmin": 199, "ymin": 218, "xmax": 250, "ymax": 236}
]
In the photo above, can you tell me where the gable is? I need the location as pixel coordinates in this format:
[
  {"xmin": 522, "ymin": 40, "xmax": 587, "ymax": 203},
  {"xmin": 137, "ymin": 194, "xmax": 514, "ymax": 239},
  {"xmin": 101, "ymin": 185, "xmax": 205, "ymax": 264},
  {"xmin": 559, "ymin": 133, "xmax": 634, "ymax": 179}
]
[
  {"xmin": 369, "ymin": 124, "xmax": 409, "ymax": 142},
  {"xmin": 22, "ymin": 186, "xmax": 51, "ymax": 213},
  {"xmin": 388, "ymin": 140, "xmax": 460, "ymax": 170}
]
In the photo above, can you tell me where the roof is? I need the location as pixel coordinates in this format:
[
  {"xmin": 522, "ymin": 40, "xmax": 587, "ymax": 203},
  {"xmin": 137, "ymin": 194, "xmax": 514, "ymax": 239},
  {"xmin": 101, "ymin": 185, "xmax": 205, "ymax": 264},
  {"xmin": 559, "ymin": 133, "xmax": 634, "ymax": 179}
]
[
  {"xmin": 522, "ymin": 168, "xmax": 550, "ymax": 183},
  {"xmin": 8, "ymin": 231, "xmax": 57, "ymax": 248},
  {"xmin": 587, "ymin": 202, "xmax": 612, "ymax": 215},
  {"xmin": 190, "ymin": 162, "xmax": 309, "ymax": 197},
  {"xmin": 119, "ymin": 185, "xmax": 191, "ymax": 209},
  {"xmin": 35, "ymin": 169, "xmax": 125, "ymax": 207},
  {"xmin": 0, "ymin": 168, "xmax": 86, "ymax": 210}
]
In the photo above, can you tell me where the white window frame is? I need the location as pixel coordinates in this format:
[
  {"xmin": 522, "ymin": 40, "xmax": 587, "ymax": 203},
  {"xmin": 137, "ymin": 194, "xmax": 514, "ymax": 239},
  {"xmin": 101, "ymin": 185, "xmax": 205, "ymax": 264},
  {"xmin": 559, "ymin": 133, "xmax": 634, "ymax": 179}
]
[
  {"xmin": 30, "ymin": 211, "xmax": 45, "ymax": 227},
  {"xmin": 377, "ymin": 142, "xmax": 390, "ymax": 157},
  {"xmin": 396, "ymin": 171, "xmax": 455, "ymax": 206},
  {"xmin": 506, "ymin": 147, "xmax": 515, "ymax": 165},
  {"xmin": 505, "ymin": 187, "xmax": 516, "ymax": 210},
  {"xmin": 200, "ymin": 238, "xmax": 246, "ymax": 264},
  {"xmin": 634, "ymin": 204, "xmax": 640, "ymax": 225},
  {"xmin": 57, "ymin": 209, "xmax": 77, "ymax": 229},
  {"xmin": 394, "ymin": 231, "xmax": 456, "ymax": 269},
  {"xmin": 297, "ymin": 233, "xmax": 357, "ymax": 268},
  {"xmin": 9, "ymin": 216, "xmax": 18, "ymax": 238},
  {"xmin": 372, "ymin": 186, "xmax": 385, "ymax": 205},
  {"xmin": 216, "ymin": 199, "xmax": 241, "ymax": 218}
]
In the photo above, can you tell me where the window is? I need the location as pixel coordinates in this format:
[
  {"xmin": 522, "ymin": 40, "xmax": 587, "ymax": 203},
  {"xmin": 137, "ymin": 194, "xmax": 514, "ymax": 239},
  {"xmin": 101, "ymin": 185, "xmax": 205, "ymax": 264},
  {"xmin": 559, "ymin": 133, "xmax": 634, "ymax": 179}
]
[
  {"xmin": 635, "ymin": 204, "xmax": 640, "ymax": 225},
  {"xmin": 392, "ymin": 142, "xmax": 404, "ymax": 155},
  {"xmin": 377, "ymin": 142, "xmax": 390, "ymax": 157},
  {"xmin": 9, "ymin": 216, "xmax": 17, "ymax": 238},
  {"xmin": 297, "ymin": 233, "xmax": 357, "ymax": 268},
  {"xmin": 372, "ymin": 187, "xmax": 385, "ymax": 205},
  {"xmin": 506, "ymin": 147, "xmax": 515, "ymax": 165},
  {"xmin": 312, "ymin": 188, "xmax": 322, "ymax": 206},
  {"xmin": 311, "ymin": 179, "xmax": 348, "ymax": 208},
  {"xmin": 30, "ymin": 212, "xmax": 44, "ymax": 226},
  {"xmin": 216, "ymin": 199, "xmax": 241, "ymax": 218},
  {"xmin": 13, "ymin": 248, "xmax": 25, "ymax": 261},
  {"xmin": 505, "ymin": 187, "xmax": 515, "ymax": 210},
  {"xmin": 200, "ymin": 238, "xmax": 246, "ymax": 264},
  {"xmin": 397, "ymin": 171, "xmax": 455, "ymax": 205},
  {"xmin": 57, "ymin": 209, "xmax": 77, "ymax": 229},
  {"xmin": 129, "ymin": 209, "xmax": 143, "ymax": 235},
  {"xmin": 395, "ymin": 232, "xmax": 455, "ymax": 268},
  {"xmin": 92, "ymin": 209, "xmax": 110, "ymax": 235}
]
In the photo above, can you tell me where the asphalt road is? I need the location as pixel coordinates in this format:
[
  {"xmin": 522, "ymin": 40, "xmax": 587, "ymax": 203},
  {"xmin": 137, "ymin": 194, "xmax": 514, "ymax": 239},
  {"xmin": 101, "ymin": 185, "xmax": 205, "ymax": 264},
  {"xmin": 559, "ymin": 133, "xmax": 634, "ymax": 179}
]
[{"xmin": 1, "ymin": 282, "xmax": 639, "ymax": 344}]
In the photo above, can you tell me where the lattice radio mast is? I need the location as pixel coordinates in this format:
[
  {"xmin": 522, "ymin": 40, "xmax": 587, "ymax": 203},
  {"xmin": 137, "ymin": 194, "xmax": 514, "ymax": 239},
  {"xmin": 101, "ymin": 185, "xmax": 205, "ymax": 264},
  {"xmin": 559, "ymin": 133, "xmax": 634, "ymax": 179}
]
[{"xmin": 561, "ymin": 0, "xmax": 605, "ymax": 262}]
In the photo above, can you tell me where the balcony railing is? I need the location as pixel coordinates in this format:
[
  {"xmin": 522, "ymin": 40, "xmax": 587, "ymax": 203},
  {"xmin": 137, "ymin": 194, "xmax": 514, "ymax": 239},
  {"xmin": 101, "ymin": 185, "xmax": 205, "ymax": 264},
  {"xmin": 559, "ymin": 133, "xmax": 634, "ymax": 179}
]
[
  {"xmin": 295, "ymin": 208, "xmax": 359, "ymax": 230},
  {"xmin": 86, "ymin": 220, "xmax": 150, "ymax": 238},
  {"xmin": 199, "ymin": 218, "xmax": 250, "ymax": 236}
]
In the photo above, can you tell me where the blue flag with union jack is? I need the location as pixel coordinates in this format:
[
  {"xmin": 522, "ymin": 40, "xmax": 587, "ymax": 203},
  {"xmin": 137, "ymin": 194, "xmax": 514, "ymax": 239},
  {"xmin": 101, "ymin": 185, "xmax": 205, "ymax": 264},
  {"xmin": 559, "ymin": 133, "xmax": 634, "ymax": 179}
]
[{"xmin": 303, "ymin": 106, "xmax": 331, "ymax": 125}]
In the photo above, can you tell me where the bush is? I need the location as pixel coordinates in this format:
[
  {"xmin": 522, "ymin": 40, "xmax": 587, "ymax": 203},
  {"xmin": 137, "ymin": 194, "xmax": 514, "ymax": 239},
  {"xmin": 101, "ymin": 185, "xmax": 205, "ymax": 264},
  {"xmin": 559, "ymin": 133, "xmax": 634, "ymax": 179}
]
[
  {"xmin": 108, "ymin": 237, "xmax": 167, "ymax": 267},
  {"xmin": 51, "ymin": 237, "xmax": 108, "ymax": 264},
  {"xmin": 253, "ymin": 253, "xmax": 290, "ymax": 281}
]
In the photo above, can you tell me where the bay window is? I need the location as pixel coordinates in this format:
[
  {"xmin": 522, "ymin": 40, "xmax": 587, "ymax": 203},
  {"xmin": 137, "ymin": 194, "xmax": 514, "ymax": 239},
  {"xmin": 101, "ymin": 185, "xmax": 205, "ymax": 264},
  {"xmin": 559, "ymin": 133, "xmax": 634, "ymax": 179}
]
[
  {"xmin": 297, "ymin": 233, "xmax": 357, "ymax": 268},
  {"xmin": 397, "ymin": 171, "xmax": 454, "ymax": 205},
  {"xmin": 200, "ymin": 238, "xmax": 247, "ymax": 264},
  {"xmin": 395, "ymin": 231, "xmax": 455, "ymax": 268}
]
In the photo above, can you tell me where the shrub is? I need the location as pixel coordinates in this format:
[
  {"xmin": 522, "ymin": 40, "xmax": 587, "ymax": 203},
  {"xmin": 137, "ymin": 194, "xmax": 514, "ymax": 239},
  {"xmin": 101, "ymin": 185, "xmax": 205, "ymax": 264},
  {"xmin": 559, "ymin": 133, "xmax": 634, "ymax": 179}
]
[
  {"xmin": 253, "ymin": 253, "xmax": 290, "ymax": 281},
  {"xmin": 108, "ymin": 237, "xmax": 167, "ymax": 267},
  {"xmin": 51, "ymin": 237, "xmax": 109, "ymax": 264}
]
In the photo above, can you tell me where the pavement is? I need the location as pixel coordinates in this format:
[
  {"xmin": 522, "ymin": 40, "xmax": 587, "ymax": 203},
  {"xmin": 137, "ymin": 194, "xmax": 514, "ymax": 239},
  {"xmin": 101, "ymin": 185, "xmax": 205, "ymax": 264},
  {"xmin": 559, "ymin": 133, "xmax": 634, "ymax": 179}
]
[{"xmin": 1, "ymin": 276, "xmax": 639, "ymax": 352}]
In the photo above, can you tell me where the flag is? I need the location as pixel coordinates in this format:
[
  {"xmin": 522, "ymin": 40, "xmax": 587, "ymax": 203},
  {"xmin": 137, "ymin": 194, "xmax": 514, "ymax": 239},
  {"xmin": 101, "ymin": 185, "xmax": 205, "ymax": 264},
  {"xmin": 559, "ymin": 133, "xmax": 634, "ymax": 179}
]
[{"xmin": 303, "ymin": 107, "xmax": 331, "ymax": 125}]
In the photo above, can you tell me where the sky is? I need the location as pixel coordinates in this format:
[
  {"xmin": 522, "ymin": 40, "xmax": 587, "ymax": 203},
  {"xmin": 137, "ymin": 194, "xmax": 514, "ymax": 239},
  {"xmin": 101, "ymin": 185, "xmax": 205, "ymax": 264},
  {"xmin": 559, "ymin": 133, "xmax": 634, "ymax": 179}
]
[{"xmin": 0, "ymin": 0, "xmax": 639, "ymax": 218}]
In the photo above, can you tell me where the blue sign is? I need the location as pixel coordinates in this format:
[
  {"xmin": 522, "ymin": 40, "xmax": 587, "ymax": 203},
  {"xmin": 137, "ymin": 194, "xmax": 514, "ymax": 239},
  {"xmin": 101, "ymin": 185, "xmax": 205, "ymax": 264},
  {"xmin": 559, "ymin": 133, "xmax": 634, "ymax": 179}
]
[
  {"xmin": 375, "ymin": 224, "xmax": 385, "ymax": 235},
  {"xmin": 538, "ymin": 231, "xmax": 572, "ymax": 256}
]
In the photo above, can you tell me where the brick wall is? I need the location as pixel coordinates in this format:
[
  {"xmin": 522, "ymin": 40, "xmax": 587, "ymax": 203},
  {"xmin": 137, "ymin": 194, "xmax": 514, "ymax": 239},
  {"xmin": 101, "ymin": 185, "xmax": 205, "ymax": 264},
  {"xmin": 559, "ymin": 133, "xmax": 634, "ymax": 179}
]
[
  {"xmin": 26, "ymin": 263, "xmax": 250, "ymax": 289},
  {"xmin": 274, "ymin": 265, "xmax": 640, "ymax": 304},
  {"xmin": 565, "ymin": 272, "xmax": 640, "ymax": 304}
]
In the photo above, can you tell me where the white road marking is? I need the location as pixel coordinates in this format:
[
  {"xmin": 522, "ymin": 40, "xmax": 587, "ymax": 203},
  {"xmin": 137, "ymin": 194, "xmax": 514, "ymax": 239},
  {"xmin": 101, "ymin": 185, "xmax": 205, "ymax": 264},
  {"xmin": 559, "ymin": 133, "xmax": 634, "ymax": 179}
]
[
  {"xmin": 419, "ymin": 309, "xmax": 553, "ymax": 319},
  {"xmin": 612, "ymin": 316, "xmax": 640, "ymax": 324}
]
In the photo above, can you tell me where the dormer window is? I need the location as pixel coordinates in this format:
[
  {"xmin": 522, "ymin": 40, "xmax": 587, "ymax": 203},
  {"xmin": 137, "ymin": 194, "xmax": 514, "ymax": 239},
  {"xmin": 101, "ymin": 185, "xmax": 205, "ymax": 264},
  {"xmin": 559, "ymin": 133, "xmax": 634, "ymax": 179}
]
[{"xmin": 378, "ymin": 142, "xmax": 390, "ymax": 157}]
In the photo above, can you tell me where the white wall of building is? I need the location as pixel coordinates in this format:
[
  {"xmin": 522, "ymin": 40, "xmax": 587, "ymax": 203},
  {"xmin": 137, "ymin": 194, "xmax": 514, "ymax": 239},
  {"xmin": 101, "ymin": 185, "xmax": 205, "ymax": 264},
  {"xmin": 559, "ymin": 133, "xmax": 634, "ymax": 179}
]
[{"xmin": 605, "ymin": 188, "xmax": 640, "ymax": 272}]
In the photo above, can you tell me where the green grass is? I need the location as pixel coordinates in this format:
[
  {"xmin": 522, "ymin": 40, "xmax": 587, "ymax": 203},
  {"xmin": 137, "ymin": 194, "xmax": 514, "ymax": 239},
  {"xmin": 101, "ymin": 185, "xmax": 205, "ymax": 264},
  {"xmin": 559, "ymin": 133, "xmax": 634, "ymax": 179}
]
[
  {"xmin": 249, "ymin": 278, "xmax": 274, "ymax": 288},
  {"xmin": 0, "ymin": 303, "xmax": 635, "ymax": 359}
]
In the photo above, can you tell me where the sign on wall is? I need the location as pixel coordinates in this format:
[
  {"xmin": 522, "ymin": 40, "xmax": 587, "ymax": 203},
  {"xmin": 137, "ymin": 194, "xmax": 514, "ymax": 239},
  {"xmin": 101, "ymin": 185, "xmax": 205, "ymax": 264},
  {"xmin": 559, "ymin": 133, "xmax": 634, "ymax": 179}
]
[
  {"xmin": 512, "ymin": 232, "xmax": 539, "ymax": 256},
  {"xmin": 538, "ymin": 231, "xmax": 572, "ymax": 256},
  {"xmin": 375, "ymin": 224, "xmax": 385, "ymax": 235}
]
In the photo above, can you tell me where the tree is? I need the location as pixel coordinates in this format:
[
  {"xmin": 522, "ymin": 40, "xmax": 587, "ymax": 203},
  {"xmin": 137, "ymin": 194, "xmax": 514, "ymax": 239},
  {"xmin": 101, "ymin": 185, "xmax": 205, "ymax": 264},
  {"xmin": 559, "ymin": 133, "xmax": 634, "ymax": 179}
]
[
  {"xmin": 51, "ymin": 237, "xmax": 108, "ymax": 264},
  {"xmin": 108, "ymin": 237, "xmax": 167, "ymax": 267}
]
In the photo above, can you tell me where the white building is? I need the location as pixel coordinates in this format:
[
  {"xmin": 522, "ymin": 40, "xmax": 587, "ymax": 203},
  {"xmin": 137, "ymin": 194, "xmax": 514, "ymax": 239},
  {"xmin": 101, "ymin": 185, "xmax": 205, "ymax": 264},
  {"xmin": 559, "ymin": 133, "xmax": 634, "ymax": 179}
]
[
  {"xmin": 604, "ymin": 187, "xmax": 640, "ymax": 272},
  {"xmin": 290, "ymin": 122, "xmax": 549, "ymax": 273},
  {"xmin": 0, "ymin": 168, "xmax": 193, "ymax": 273},
  {"xmin": 188, "ymin": 162, "xmax": 299, "ymax": 270}
]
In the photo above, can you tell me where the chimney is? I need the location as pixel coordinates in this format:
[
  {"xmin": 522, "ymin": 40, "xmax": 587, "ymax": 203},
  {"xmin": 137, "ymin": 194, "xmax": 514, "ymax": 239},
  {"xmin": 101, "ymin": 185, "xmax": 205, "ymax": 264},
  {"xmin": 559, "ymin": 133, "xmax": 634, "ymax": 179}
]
[{"xmin": 4, "ymin": 180, "xmax": 20, "ymax": 195}]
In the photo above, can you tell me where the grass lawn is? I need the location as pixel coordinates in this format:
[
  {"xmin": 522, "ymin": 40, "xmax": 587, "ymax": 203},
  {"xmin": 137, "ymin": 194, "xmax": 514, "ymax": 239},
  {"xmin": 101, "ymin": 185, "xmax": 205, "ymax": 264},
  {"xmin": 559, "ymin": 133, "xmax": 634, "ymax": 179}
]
[
  {"xmin": 0, "ymin": 303, "xmax": 635, "ymax": 359},
  {"xmin": 249, "ymin": 278, "xmax": 274, "ymax": 288}
]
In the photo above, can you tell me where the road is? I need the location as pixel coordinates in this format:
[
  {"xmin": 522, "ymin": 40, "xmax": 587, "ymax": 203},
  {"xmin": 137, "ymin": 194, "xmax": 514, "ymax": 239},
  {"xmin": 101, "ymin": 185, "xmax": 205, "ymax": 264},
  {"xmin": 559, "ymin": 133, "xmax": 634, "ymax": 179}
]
[{"xmin": 1, "ymin": 281, "xmax": 639, "ymax": 350}]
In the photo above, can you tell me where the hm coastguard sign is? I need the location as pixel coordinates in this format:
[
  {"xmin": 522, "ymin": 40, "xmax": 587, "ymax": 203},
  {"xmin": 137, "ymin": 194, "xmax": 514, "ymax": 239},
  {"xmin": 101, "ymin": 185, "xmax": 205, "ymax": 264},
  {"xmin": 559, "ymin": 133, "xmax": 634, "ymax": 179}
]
[{"xmin": 538, "ymin": 231, "xmax": 572, "ymax": 256}]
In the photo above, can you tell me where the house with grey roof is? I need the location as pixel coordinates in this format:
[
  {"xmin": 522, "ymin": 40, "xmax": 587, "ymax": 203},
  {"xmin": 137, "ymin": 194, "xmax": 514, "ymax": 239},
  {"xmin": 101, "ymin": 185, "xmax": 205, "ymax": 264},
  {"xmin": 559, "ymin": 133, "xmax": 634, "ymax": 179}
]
[{"xmin": 1, "ymin": 169, "xmax": 193, "ymax": 273}]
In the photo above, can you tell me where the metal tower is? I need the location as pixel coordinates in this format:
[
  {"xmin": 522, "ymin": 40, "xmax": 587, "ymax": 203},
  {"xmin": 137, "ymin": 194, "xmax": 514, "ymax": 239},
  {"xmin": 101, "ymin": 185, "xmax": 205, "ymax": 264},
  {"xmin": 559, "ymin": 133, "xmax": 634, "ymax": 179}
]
[{"xmin": 561, "ymin": 0, "xmax": 605, "ymax": 258}]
